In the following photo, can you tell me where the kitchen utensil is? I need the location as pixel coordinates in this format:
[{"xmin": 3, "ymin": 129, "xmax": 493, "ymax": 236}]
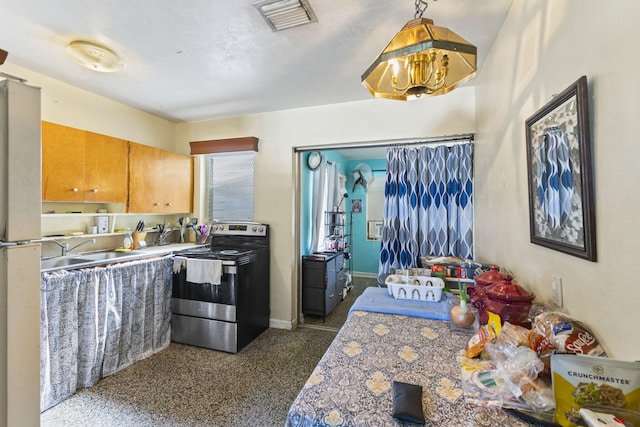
[
  {"xmin": 177, "ymin": 217, "xmax": 187, "ymax": 243},
  {"xmin": 478, "ymin": 277, "xmax": 535, "ymax": 327},
  {"xmin": 470, "ymin": 265, "xmax": 511, "ymax": 310},
  {"xmin": 135, "ymin": 220, "xmax": 145, "ymax": 232},
  {"xmin": 132, "ymin": 231, "xmax": 147, "ymax": 248},
  {"xmin": 387, "ymin": 276, "xmax": 445, "ymax": 302},
  {"xmin": 199, "ymin": 224, "xmax": 208, "ymax": 244}
]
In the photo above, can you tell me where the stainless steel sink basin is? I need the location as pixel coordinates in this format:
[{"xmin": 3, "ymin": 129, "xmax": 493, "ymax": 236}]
[
  {"xmin": 41, "ymin": 251, "xmax": 136, "ymax": 271},
  {"xmin": 41, "ymin": 246, "xmax": 185, "ymax": 272},
  {"xmin": 41, "ymin": 257, "xmax": 90, "ymax": 269},
  {"xmin": 82, "ymin": 251, "xmax": 134, "ymax": 261}
]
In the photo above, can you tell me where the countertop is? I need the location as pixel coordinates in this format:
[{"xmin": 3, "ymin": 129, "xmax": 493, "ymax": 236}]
[{"xmin": 41, "ymin": 243, "xmax": 202, "ymax": 272}]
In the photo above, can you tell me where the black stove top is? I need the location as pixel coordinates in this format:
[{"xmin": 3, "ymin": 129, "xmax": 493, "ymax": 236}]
[{"xmin": 176, "ymin": 246, "xmax": 256, "ymax": 261}]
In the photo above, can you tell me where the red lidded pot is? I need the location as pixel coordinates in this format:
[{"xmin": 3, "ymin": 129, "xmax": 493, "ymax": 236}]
[
  {"xmin": 474, "ymin": 265, "xmax": 511, "ymax": 287},
  {"xmin": 480, "ymin": 277, "xmax": 535, "ymax": 327},
  {"xmin": 469, "ymin": 265, "xmax": 511, "ymax": 311}
]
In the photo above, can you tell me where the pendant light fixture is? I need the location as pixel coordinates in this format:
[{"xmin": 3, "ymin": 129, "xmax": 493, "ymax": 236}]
[{"xmin": 361, "ymin": 0, "xmax": 476, "ymax": 100}]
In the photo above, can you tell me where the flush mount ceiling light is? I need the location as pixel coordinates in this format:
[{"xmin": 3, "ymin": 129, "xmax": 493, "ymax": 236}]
[
  {"xmin": 252, "ymin": 0, "xmax": 317, "ymax": 32},
  {"xmin": 361, "ymin": 0, "xmax": 476, "ymax": 100},
  {"xmin": 65, "ymin": 40, "xmax": 124, "ymax": 73}
]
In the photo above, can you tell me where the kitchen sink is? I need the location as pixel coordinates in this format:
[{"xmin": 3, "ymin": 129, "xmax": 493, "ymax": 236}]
[
  {"xmin": 40, "ymin": 251, "xmax": 136, "ymax": 271},
  {"xmin": 41, "ymin": 257, "xmax": 90, "ymax": 269},
  {"xmin": 81, "ymin": 251, "xmax": 135, "ymax": 261},
  {"xmin": 40, "ymin": 245, "xmax": 188, "ymax": 272}
]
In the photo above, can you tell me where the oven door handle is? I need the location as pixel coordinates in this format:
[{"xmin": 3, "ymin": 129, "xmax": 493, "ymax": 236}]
[{"xmin": 223, "ymin": 265, "xmax": 236, "ymax": 275}]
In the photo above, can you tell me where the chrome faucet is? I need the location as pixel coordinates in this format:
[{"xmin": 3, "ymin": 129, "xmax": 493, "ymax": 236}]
[{"xmin": 52, "ymin": 238, "xmax": 96, "ymax": 256}]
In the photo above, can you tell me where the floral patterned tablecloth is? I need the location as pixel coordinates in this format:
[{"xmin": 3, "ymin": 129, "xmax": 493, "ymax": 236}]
[{"xmin": 286, "ymin": 310, "xmax": 534, "ymax": 426}]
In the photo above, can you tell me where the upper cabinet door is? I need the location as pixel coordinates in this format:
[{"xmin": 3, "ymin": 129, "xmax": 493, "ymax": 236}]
[
  {"xmin": 84, "ymin": 132, "xmax": 128, "ymax": 203},
  {"xmin": 162, "ymin": 150, "xmax": 193, "ymax": 213},
  {"xmin": 42, "ymin": 122, "xmax": 129, "ymax": 204},
  {"xmin": 42, "ymin": 121, "xmax": 86, "ymax": 202},
  {"xmin": 128, "ymin": 142, "xmax": 164, "ymax": 213},
  {"xmin": 128, "ymin": 142, "xmax": 193, "ymax": 213},
  {"xmin": 42, "ymin": 123, "xmax": 193, "ymax": 213}
]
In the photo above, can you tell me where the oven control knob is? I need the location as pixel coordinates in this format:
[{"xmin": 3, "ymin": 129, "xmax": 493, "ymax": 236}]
[
  {"xmin": 252, "ymin": 226, "xmax": 257, "ymax": 232},
  {"xmin": 258, "ymin": 227, "xmax": 264, "ymax": 232}
]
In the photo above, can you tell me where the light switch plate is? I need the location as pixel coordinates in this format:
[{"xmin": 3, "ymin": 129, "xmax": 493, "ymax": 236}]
[{"xmin": 551, "ymin": 274, "xmax": 563, "ymax": 307}]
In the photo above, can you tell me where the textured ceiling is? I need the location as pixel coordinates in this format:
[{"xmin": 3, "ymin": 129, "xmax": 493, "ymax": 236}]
[{"xmin": 1, "ymin": 0, "xmax": 511, "ymax": 123}]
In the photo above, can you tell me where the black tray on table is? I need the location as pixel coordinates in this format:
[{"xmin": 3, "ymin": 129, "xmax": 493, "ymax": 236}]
[{"xmin": 506, "ymin": 409, "xmax": 560, "ymax": 426}]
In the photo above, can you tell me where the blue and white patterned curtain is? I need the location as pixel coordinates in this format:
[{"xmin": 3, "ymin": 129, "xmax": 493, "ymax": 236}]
[
  {"xmin": 536, "ymin": 127, "xmax": 573, "ymax": 229},
  {"xmin": 378, "ymin": 142, "xmax": 474, "ymax": 275},
  {"xmin": 40, "ymin": 256, "xmax": 173, "ymax": 411}
]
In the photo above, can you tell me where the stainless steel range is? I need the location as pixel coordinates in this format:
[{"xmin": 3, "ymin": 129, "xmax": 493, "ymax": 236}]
[{"xmin": 171, "ymin": 222, "xmax": 269, "ymax": 353}]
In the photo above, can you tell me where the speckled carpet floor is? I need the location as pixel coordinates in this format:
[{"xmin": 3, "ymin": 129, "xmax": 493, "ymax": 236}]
[
  {"xmin": 41, "ymin": 276, "xmax": 377, "ymax": 427},
  {"xmin": 41, "ymin": 327, "xmax": 336, "ymax": 427}
]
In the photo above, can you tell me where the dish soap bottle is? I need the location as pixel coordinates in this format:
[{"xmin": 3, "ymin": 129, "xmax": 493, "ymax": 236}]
[{"xmin": 123, "ymin": 230, "xmax": 134, "ymax": 250}]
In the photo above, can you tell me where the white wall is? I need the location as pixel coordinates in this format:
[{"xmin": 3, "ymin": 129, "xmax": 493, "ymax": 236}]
[
  {"xmin": 1, "ymin": 63, "xmax": 175, "ymax": 150},
  {"xmin": 2, "ymin": 64, "xmax": 182, "ymax": 238},
  {"xmin": 475, "ymin": 0, "xmax": 640, "ymax": 360},
  {"xmin": 176, "ymin": 89, "xmax": 475, "ymax": 327}
]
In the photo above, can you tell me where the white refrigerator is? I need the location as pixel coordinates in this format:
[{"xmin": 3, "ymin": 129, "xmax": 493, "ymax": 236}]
[{"xmin": 0, "ymin": 78, "xmax": 42, "ymax": 427}]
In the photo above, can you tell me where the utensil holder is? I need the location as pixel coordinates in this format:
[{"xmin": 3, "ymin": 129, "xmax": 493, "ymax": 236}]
[{"xmin": 133, "ymin": 231, "xmax": 147, "ymax": 249}]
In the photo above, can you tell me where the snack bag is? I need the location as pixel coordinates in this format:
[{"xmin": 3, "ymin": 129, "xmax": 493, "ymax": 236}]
[
  {"xmin": 551, "ymin": 353, "xmax": 640, "ymax": 426},
  {"xmin": 529, "ymin": 330, "xmax": 555, "ymax": 377},
  {"xmin": 466, "ymin": 312, "xmax": 501, "ymax": 358},
  {"xmin": 495, "ymin": 322, "xmax": 530, "ymax": 348},
  {"xmin": 533, "ymin": 312, "xmax": 607, "ymax": 357}
]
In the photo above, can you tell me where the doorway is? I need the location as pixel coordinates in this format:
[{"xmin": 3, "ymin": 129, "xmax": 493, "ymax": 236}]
[{"xmin": 295, "ymin": 145, "xmax": 388, "ymax": 330}]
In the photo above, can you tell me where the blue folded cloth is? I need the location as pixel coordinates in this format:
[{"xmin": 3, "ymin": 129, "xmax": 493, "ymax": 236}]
[{"xmin": 349, "ymin": 287, "xmax": 452, "ymax": 320}]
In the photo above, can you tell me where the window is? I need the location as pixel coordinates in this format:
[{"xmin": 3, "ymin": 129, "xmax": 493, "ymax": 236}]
[{"xmin": 206, "ymin": 152, "xmax": 254, "ymax": 221}]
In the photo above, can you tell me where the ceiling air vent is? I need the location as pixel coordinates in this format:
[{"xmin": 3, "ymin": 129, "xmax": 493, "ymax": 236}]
[{"xmin": 252, "ymin": 0, "xmax": 317, "ymax": 32}]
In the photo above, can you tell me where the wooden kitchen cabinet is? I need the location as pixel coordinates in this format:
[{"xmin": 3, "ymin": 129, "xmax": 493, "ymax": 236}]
[
  {"xmin": 302, "ymin": 252, "xmax": 345, "ymax": 320},
  {"xmin": 128, "ymin": 142, "xmax": 193, "ymax": 213},
  {"xmin": 162, "ymin": 149, "xmax": 193, "ymax": 212},
  {"xmin": 42, "ymin": 121, "xmax": 128, "ymax": 203},
  {"xmin": 42, "ymin": 122, "xmax": 85, "ymax": 202},
  {"xmin": 84, "ymin": 131, "xmax": 128, "ymax": 203}
]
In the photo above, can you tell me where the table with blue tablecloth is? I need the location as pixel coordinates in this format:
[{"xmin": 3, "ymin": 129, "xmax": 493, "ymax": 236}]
[
  {"xmin": 349, "ymin": 286, "xmax": 453, "ymax": 320},
  {"xmin": 286, "ymin": 289, "xmax": 535, "ymax": 426}
]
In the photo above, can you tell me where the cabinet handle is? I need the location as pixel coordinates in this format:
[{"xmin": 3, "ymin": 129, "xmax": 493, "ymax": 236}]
[
  {"xmin": 153, "ymin": 202, "xmax": 160, "ymax": 206},
  {"xmin": 329, "ymin": 293, "xmax": 334, "ymax": 298},
  {"xmin": 165, "ymin": 202, "xmax": 172, "ymax": 206},
  {"xmin": 72, "ymin": 187, "xmax": 79, "ymax": 192},
  {"xmin": 92, "ymin": 188, "xmax": 98, "ymax": 193}
]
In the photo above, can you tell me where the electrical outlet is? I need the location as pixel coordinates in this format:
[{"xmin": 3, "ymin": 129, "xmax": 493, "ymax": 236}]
[{"xmin": 551, "ymin": 274, "xmax": 563, "ymax": 307}]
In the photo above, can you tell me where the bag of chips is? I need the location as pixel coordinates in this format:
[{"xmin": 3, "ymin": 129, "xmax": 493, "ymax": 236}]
[
  {"xmin": 533, "ymin": 312, "xmax": 607, "ymax": 357},
  {"xmin": 465, "ymin": 312, "xmax": 501, "ymax": 358},
  {"xmin": 551, "ymin": 353, "xmax": 640, "ymax": 426}
]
